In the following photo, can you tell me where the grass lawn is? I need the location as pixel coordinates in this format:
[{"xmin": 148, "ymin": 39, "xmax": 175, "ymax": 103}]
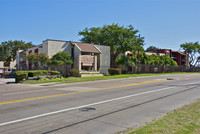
[
  {"xmin": 22, "ymin": 72, "xmax": 197, "ymax": 84},
  {"xmin": 126, "ymin": 99, "xmax": 200, "ymax": 134}
]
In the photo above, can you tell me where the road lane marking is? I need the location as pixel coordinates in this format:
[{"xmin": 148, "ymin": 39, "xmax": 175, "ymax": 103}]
[
  {"xmin": 0, "ymin": 81, "xmax": 199, "ymax": 127},
  {"xmin": 0, "ymin": 79, "xmax": 166, "ymax": 105},
  {"xmin": 3, "ymin": 89, "xmax": 49, "ymax": 96},
  {"xmin": 55, "ymin": 87, "xmax": 96, "ymax": 91}
]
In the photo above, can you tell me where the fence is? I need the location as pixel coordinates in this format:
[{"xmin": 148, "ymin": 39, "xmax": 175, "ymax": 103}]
[{"xmin": 124, "ymin": 65, "xmax": 200, "ymax": 74}]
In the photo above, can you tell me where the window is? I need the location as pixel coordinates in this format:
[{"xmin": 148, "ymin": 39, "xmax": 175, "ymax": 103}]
[{"xmin": 71, "ymin": 47, "xmax": 74, "ymax": 58}]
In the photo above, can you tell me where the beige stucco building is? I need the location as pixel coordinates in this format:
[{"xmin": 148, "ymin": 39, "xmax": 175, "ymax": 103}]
[
  {"xmin": 0, "ymin": 61, "xmax": 16, "ymax": 69},
  {"xmin": 16, "ymin": 39, "xmax": 110, "ymax": 76}
]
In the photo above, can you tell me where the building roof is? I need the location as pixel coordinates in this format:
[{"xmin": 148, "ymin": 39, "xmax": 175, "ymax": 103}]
[
  {"xmin": 171, "ymin": 50, "xmax": 186, "ymax": 55},
  {"xmin": 145, "ymin": 51, "xmax": 157, "ymax": 55},
  {"xmin": 71, "ymin": 42, "xmax": 101, "ymax": 53}
]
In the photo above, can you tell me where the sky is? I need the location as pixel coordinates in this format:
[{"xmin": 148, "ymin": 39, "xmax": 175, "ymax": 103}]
[{"xmin": 0, "ymin": 0, "xmax": 200, "ymax": 50}]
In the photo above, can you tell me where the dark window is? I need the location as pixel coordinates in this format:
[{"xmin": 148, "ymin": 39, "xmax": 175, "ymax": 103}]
[
  {"xmin": 35, "ymin": 49, "xmax": 38, "ymax": 54},
  {"xmin": 71, "ymin": 48, "xmax": 74, "ymax": 58},
  {"xmin": 172, "ymin": 52, "xmax": 177, "ymax": 57}
]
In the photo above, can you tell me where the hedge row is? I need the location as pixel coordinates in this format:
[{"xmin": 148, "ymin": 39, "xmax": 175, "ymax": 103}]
[
  {"xmin": 108, "ymin": 68, "xmax": 122, "ymax": 75},
  {"xmin": 15, "ymin": 71, "xmax": 28, "ymax": 83},
  {"xmin": 15, "ymin": 70, "xmax": 61, "ymax": 83}
]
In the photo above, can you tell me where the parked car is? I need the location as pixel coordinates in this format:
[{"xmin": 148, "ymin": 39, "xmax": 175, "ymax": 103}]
[{"xmin": 10, "ymin": 69, "xmax": 16, "ymax": 76}]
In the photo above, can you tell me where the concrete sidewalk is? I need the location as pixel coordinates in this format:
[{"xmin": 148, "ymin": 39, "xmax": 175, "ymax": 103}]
[{"xmin": 0, "ymin": 78, "xmax": 15, "ymax": 85}]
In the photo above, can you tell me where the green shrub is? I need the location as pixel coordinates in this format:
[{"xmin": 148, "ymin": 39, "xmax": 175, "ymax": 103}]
[
  {"xmin": 15, "ymin": 71, "xmax": 28, "ymax": 83},
  {"xmin": 50, "ymin": 78, "xmax": 61, "ymax": 80},
  {"xmin": 70, "ymin": 68, "xmax": 79, "ymax": 76},
  {"xmin": 41, "ymin": 70, "xmax": 60, "ymax": 76},
  {"xmin": 103, "ymin": 73, "xmax": 110, "ymax": 76},
  {"xmin": 39, "ymin": 78, "xmax": 49, "ymax": 81},
  {"xmin": 108, "ymin": 68, "xmax": 122, "ymax": 75},
  {"xmin": 15, "ymin": 70, "xmax": 61, "ymax": 82},
  {"xmin": 42, "ymin": 70, "xmax": 49, "ymax": 75},
  {"xmin": 28, "ymin": 70, "xmax": 43, "ymax": 77},
  {"xmin": 48, "ymin": 70, "xmax": 61, "ymax": 75}
]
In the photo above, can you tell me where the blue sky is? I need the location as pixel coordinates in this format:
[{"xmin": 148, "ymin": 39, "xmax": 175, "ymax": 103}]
[{"xmin": 1, "ymin": 0, "xmax": 199, "ymax": 50}]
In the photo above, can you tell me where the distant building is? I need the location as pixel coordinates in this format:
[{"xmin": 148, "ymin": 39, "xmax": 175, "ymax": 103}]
[
  {"xmin": 146, "ymin": 49, "xmax": 189, "ymax": 67},
  {"xmin": 16, "ymin": 39, "xmax": 110, "ymax": 76},
  {"xmin": 125, "ymin": 49, "xmax": 189, "ymax": 67}
]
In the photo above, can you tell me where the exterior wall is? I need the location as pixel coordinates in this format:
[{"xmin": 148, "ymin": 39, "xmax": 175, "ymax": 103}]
[
  {"xmin": 177, "ymin": 53, "xmax": 181, "ymax": 65},
  {"xmin": 16, "ymin": 50, "xmax": 27, "ymax": 71},
  {"xmin": 145, "ymin": 52, "xmax": 157, "ymax": 56},
  {"xmin": 94, "ymin": 45, "xmax": 110, "ymax": 74},
  {"xmin": 73, "ymin": 44, "xmax": 81, "ymax": 71},
  {"xmin": 42, "ymin": 41, "xmax": 49, "ymax": 56},
  {"xmin": 38, "ymin": 46, "xmax": 43, "ymax": 54},
  {"xmin": 157, "ymin": 49, "xmax": 171, "ymax": 57},
  {"xmin": 186, "ymin": 53, "xmax": 189, "ymax": 67},
  {"xmin": 26, "ymin": 46, "xmax": 40, "ymax": 54},
  {"xmin": 0, "ymin": 61, "xmax": 16, "ymax": 69},
  {"xmin": 172, "ymin": 51, "xmax": 188, "ymax": 66},
  {"xmin": 0, "ymin": 62, "xmax": 3, "ymax": 68},
  {"xmin": 45, "ymin": 40, "xmax": 71, "ymax": 58}
]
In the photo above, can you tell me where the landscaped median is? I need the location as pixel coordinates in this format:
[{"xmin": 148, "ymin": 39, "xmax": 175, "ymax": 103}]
[
  {"xmin": 21, "ymin": 72, "xmax": 199, "ymax": 85},
  {"xmin": 125, "ymin": 99, "xmax": 200, "ymax": 134}
]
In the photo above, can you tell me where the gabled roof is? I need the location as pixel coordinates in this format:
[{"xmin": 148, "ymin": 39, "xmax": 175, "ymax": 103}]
[{"xmin": 71, "ymin": 42, "xmax": 101, "ymax": 53}]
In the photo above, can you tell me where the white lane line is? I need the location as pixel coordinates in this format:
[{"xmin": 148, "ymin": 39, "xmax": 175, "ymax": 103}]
[
  {"xmin": 0, "ymin": 81, "xmax": 199, "ymax": 127},
  {"xmin": 3, "ymin": 89, "xmax": 49, "ymax": 96}
]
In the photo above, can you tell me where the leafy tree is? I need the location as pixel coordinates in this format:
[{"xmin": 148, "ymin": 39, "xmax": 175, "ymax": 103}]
[
  {"xmin": 0, "ymin": 44, "xmax": 11, "ymax": 63},
  {"xmin": 180, "ymin": 42, "xmax": 200, "ymax": 67},
  {"xmin": 146, "ymin": 46, "xmax": 159, "ymax": 51},
  {"xmin": 26, "ymin": 53, "xmax": 50, "ymax": 70},
  {"xmin": 50, "ymin": 52, "xmax": 73, "ymax": 65},
  {"xmin": 38, "ymin": 53, "xmax": 50, "ymax": 68},
  {"xmin": 26, "ymin": 53, "xmax": 38, "ymax": 69},
  {"xmin": 78, "ymin": 23, "xmax": 144, "ymax": 67},
  {"xmin": 116, "ymin": 53, "xmax": 177, "ymax": 72},
  {"xmin": 116, "ymin": 54, "xmax": 137, "ymax": 73},
  {"xmin": 0, "ymin": 40, "xmax": 34, "ymax": 63},
  {"xmin": 26, "ymin": 53, "xmax": 35, "ymax": 66}
]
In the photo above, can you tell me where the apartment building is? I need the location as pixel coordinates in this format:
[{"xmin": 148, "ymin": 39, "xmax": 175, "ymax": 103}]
[{"xmin": 146, "ymin": 49, "xmax": 189, "ymax": 67}]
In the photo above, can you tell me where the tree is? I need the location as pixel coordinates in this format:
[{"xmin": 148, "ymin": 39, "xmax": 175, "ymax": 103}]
[
  {"xmin": 50, "ymin": 52, "xmax": 73, "ymax": 65},
  {"xmin": 152, "ymin": 55, "xmax": 177, "ymax": 66},
  {"xmin": 146, "ymin": 46, "xmax": 159, "ymax": 51},
  {"xmin": 0, "ymin": 40, "xmax": 34, "ymax": 63},
  {"xmin": 26, "ymin": 53, "xmax": 50, "ymax": 70},
  {"xmin": 180, "ymin": 42, "xmax": 200, "ymax": 67},
  {"xmin": 26, "ymin": 53, "xmax": 38, "ymax": 70},
  {"xmin": 38, "ymin": 53, "xmax": 50, "ymax": 69},
  {"xmin": 116, "ymin": 52, "xmax": 177, "ymax": 72},
  {"xmin": 0, "ymin": 44, "xmax": 11, "ymax": 63},
  {"xmin": 78, "ymin": 23, "xmax": 144, "ymax": 67}
]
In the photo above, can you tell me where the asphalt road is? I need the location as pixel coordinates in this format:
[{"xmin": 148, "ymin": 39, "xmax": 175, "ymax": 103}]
[{"xmin": 0, "ymin": 73, "xmax": 200, "ymax": 134}]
